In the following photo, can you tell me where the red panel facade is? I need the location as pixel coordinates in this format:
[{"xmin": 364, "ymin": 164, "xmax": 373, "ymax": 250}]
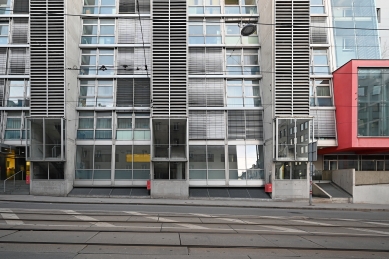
[{"xmin": 321, "ymin": 60, "xmax": 389, "ymax": 154}]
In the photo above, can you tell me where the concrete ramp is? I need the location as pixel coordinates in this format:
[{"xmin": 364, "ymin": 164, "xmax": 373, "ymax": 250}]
[{"xmin": 316, "ymin": 183, "xmax": 351, "ymax": 198}]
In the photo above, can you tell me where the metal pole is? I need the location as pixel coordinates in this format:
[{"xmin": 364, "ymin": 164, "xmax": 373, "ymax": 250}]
[{"xmin": 309, "ymin": 162, "xmax": 313, "ymax": 206}]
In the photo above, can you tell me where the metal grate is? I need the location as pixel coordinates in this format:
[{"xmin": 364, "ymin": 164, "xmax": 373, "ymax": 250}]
[
  {"xmin": 152, "ymin": 0, "xmax": 187, "ymax": 117},
  {"xmin": 30, "ymin": 0, "xmax": 65, "ymax": 116},
  {"xmin": 274, "ymin": 0, "xmax": 310, "ymax": 116}
]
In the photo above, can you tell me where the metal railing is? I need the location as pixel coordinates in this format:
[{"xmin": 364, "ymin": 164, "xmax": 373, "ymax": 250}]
[{"xmin": 4, "ymin": 170, "xmax": 24, "ymax": 193}]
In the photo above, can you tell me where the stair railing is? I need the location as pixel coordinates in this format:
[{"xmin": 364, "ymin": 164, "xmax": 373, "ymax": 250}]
[{"xmin": 3, "ymin": 170, "xmax": 24, "ymax": 193}]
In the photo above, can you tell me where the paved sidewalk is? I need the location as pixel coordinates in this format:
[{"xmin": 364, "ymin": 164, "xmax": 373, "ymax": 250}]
[{"xmin": 0, "ymin": 195, "xmax": 388, "ymax": 211}]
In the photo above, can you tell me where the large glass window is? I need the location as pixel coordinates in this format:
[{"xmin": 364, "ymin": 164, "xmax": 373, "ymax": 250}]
[
  {"xmin": 5, "ymin": 112, "xmax": 22, "ymax": 139},
  {"xmin": 82, "ymin": 19, "xmax": 115, "ymax": 45},
  {"xmin": 0, "ymin": 0, "xmax": 11, "ymax": 15},
  {"xmin": 80, "ymin": 49, "xmax": 114, "ymax": 75},
  {"xmin": 227, "ymin": 79, "xmax": 261, "ymax": 107},
  {"xmin": 225, "ymin": 23, "xmax": 258, "ymax": 45},
  {"xmin": 358, "ymin": 69, "xmax": 389, "ymax": 136},
  {"xmin": 77, "ymin": 112, "xmax": 113, "ymax": 140},
  {"xmin": 226, "ymin": 49, "xmax": 260, "ymax": 75},
  {"xmin": 275, "ymin": 161, "xmax": 307, "ymax": 180},
  {"xmin": 0, "ymin": 21, "xmax": 8, "ymax": 44},
  {"xmin": 228, "ymin": 145, "xmax": 263, "ymax": 180},
  {"xmin": 189, "ymin": 21, "xmax": 222, "ymax": 44},
  {"xmin": 83, "ymin": 0, "xmax": 116, "ymax": 14},
  {"xmin": 188, "ymin": 0, "xmax": 221, "ymax": 14},
  {"xmin": 79, "ymin": 79, "xmax": 113, "ymax": 107},
  {"xmin": 225, "ymin": 0, "xmax": 257, "ymax": 15},
  {"xmin": 310, "ymin": 49, "xmax": 330, "ymax": 75},
  {"xmin": 7, "ymin": 80, "xmax": 30, "ymax": 107},
  {"xmin": 310, "ymin": 0, "xmax": 325, "ymax": 14},
  {"xmin": 189, "ymin": 145, "xmax": 225, "ymax": 180},
  {"xmin": 309, "ymin": 79, "xmax": 332, "ymax": 107},
  {"xmin": 75, "ymin": 145, "xmax": 112, "ymax": 180}
]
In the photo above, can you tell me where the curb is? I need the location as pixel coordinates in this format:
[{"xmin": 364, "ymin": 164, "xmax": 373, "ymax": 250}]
[{"xmin": 0, "ymin": 196, "xmax": 388, "ymax": 212}]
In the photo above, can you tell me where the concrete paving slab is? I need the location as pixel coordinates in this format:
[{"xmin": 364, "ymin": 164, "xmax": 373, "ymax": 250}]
[
  {"xmin": 80, "ymin": 245, "xmax": 188, "ymax": 255},
  {"xmin": 161, "ymin": 223, "xmax": 233, "ymax": 233},
  {"xmin": 87, "ymin": 232, "xmax": 180, "ymax": 245},
  {"xmin": 262, "ymin": 234, "xmax": 324, "ymax": 249},
  {"xmin": 0, "ymin": 230, "xmax": 98, "ymax": 244},
  {"xmin": 290, "ymin": 249, "xmax": 389, "ymax": 259},
  {"xmin": 87, "ymin": 215, "xmax": 131, "ymax": 222},
  {"xmin": 68, "ymin": 188, "xmax": 92, "ymax": 196},
  {"xmin": 292, "ymin": 226, "xmax": 388, "ymax": 236},
  {"xmin": 158, "ymin": 217, "xmax": 202, "ymax": 223},
  {"xmin": 228, "ymin": 188, "xmax": 250, "ymax": 198},
  {"xmin": 15, "ymin": 214, "xmax": 73, "ymax": 221},
  {"xmin": 74, "ymin": 255, "xmax": 250, "ymax": 259},
  {"xmin": 0, "ymin": 243, "xmax": 85, "ymax": 253},
  {"xmin": 0, "ymin": 230, "xmax": 17, "ymax": 238},
  {"xmin": 180, "ymin": 233, "xmax": 275, "ymax": 247},
  {"xmin": 302, "ymin": 235, "xmax": 389, "ymax": 251},
  {"xmin": 188, "ymin": 247, "xmax": 296, "ymax": 257},
  {"xmin": 229, "ymin": 224, "xmax": 303, "ymax": 234},
  {"xmin": 131, "ymin": 188, "xmax": 149, "ymax": 196},
  {"xmin": 208, "ymin": 188, "xmax": 229, "ymax": 198},
  {"xmin": 189, "ymin": 188, "xmax": 209, "ymax": 198},
  {"xmin": 0, "ymin": 252, "xmax": 76, "ymax": 259},
  {"xmin": 126, "ymin": 216, "xmax": 153, "ymax": 222},
  {"xmin": 10, "ymin": 223, "xmax": 92, "ymax": 231},
  {"xmin": 86, "ymin": 222, "xmax": 162, "ymax": 232}
]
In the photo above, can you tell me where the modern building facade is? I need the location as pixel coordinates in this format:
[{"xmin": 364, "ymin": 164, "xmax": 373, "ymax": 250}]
[{"xmin": 0, "ymin": 0, "xmax": 387, "ymax": 201}]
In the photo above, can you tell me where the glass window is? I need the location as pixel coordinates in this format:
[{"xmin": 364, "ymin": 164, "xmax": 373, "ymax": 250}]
[
  {"xmin": 188, "ymin": 0, "xmax": 220, "ymax": 14},
  {"xmin": 79, "ymin": 79, "xmax": 113, "ymax": 107},
  {"xmin": 0, "ymin": 0, "xmax": 11, "ymax": 15},
  {"xmin": 7, "ymin": 80, "xmax": 30, "ymax": 107},
  {"xmin": 80, "ymin": 49, "xmax": 114, "ymax": 75},
  {"xmin": 311, "ymin": 49, "xmax": 330, "ymax": 75},
  {"xmin": 226, "ymin": 49, "xmax": 260, "ymax": 75},
  {"xmin": 189, "ymin": 21, "xmax": 221, "ymax": 45},
  {"xmin": 227, "ymin": 79, "xmax": 261, "ymax": 107},
  {"xmin": 310, "ymin": 0, "xmax": 325, "ymax": 14},
  {"xmin": 82, "ymin": 19, "xmax": 115, "ymax": 45},
  {"xmin": 83, "ymin": 0, "xmax": 116, "ymax": 14},
  {"xmin": 0, "ymin": 22, "xmax": 8, "ymax": 44},
  {"xmin": 225, "ymin": 23, "xmax": 258, "ymax": 45},
  {"xmin": 225, "ymin": 0, "xmax": 257, "ymax": 15},
  {"xmin": 358, "ymin": 69, "xmax": 389, "ymax": 136},
  {"xmin": 309, "ymin": 79, "xmax": 333, "ymax": 107}
]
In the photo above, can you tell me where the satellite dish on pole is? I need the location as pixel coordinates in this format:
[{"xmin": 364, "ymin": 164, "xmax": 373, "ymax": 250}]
[{"xmin": 241, "ymin": 24, "xmax": 256, "ymax": 36}]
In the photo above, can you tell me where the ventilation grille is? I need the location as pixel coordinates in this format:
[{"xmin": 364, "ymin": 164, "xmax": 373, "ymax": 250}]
[
  {"xmin": 274, "ymin": 0, "xmax": 310, "ymax": 116},
  {"xmin": 310, "ymin": 109, "xmax": 336, "ymax": 139},
  {"xmin": 30, "ymin": 0, "xmax": 65, "ymax": 116},
  {"xmin": 152, "ymin": 0, "xmax": 187, "ymax": 117},
  {"xmin": 189, "ymin": 111, "xmax": 225, "ymax": 139},
  {"xmin": 310, "ymin": 17, "xmax": 327, "ymax": 44},
  {"xmin": 188, "ymin": 78, "xmax": 224, "ymax": 107},
  {"xmin": 11, "ymin": 18, "xmax": 29, "ymax": 44}
]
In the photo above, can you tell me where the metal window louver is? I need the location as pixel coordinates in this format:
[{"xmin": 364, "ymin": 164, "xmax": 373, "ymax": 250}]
[
  {"xmin": 0, "ymin": 48, "xmax": 7, "ymax": 75},
  {"xmin": 11, "ymin": 18, "xmax": 29, "ymax": 44},
  {"xmin": 152, "ymin": 0, "xmax": 187, "ymax": 117},
  {"xmin": 30, "ymin": 0, "xmax": 65, "ymax": 116},
  {"xmin": 117, "ymin": 79, "xmax": 134, "ymax": 107},
  {"xmin": 310, "ymin": 109, "xmax": 336, "ymax": 139},
  {"xmin": 310, "ymin": 17, "xmax": 328, "ymax": 44},
  {"xmin": 274, "ymin": 0, "xmax": 310, "ymax": 116},
  {"xmin": 0, "ymin": 78, "xmax": 4, "ymax": 107},
  {"xmin": 189, "ymin": 110, "xmax": 225, "ymax": 139},
  {"xmin": 188, "ymin": 78, "xmax": 224, "ymax": 107},
  {"xmin": 9, "ymin": 48, "xmax": 29, "ymax": 75},
  {"xmin": 13, "ymin": 0, "xmax": 29, "ymax": 14}
]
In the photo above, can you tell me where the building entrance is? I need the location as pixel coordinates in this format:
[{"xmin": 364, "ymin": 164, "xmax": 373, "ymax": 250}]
[{"xmin": 0, "ymin": 146, "xmax": 28, "ymax": 181}]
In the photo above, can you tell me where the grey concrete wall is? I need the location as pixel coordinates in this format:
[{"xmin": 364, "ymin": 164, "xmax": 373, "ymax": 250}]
[
  {"xmin": 272, "ymin": 180, "xmax": 309, "ymax": 199},
  {"xmin": 355, "ymin": 171, "xmax": 389, "ymax": 186},
  {"xmin": 64, "ymin": 0, "xmax": 83, "ymax": 195},
  {"xmin": 353, "ymin": 184, "xmax": 389, "ymax": 204},
  {"xmin": 258, "ymin": 0, "xmax": 274, "ymax": 186},
  {"xmin": 151, "ymin": 180, "xmax": 189, "ymax": 199},
  {"xmin": 332, "ymin": 169, "xmax": 354, "ymax": 195},
  {"xmin": 30, "ymin": 180, "xmax": 70, "ymax": 196}
]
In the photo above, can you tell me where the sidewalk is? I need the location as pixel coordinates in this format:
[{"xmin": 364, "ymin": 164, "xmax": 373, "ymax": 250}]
[{"xmin": 0, "ymin": 195, "xmax": 388, "ymax": 211}]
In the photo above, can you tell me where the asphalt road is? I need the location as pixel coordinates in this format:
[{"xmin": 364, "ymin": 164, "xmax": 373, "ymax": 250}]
[{"xmin": 0, "ymin": 202, "xmax": 389, "ymax": 258}]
